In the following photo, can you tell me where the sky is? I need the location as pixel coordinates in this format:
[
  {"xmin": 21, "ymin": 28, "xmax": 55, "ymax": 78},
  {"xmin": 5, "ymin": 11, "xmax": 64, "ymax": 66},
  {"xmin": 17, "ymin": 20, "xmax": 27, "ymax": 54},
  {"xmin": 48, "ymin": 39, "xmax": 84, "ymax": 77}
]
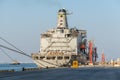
[{"xmin": 0, "ymin": 0, "xmax": 120, "ymax": 63}]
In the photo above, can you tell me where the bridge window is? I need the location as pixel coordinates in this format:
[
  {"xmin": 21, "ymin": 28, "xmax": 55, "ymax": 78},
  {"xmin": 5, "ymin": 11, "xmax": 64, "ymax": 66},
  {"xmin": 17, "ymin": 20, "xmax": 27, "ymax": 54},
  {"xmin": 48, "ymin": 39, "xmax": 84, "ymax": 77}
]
[
  {"xmin": 64, "ymin": 56, "xmax": 69, "ymax": 59},
  {"xmin": 34, "ymin": 56, "xmax": 39, "ymax": 60},
  {"xmin": 46, "ymin": 56, "xmax": 56, "ymax": 60},
  {"xmin": 60, "ymin": 20, "xmax": 63, "ymax": 22},
  {"xmin": 57, "ymin": 56, "xmax": 63, "ymax": 60},
  {"xmin": 52, "ymin": 56, "xmax": 56, "ymax": 60},
  {"xmin": 46, "ymin": 57, "xmax": 50, "ymax": 60},
  {"xmin": 60, "ymin": 15, "xmax": 63, "ymax": 18},
  {"xmin": 40, "ymin": 56, "xmax": 45, "ymax": 60},
  {"xmin": 60, "ymin": 23, "xmax": 63, "ymax": 25}
]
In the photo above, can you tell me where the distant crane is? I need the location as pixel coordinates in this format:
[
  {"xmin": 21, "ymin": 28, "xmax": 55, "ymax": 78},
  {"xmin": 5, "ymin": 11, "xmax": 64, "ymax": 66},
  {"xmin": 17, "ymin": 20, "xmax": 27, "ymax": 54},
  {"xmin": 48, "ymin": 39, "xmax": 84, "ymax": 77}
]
[
  {"xmin": 101, "ymin": 52, "xmax": 105, "ymax": 64},
  {"xmin": 89, "ymin": 40, "xmax": 93, "ymax": 65},
  {"xmin": 88, "ymin": 40, "xmax": 98, "ymax": 65}
]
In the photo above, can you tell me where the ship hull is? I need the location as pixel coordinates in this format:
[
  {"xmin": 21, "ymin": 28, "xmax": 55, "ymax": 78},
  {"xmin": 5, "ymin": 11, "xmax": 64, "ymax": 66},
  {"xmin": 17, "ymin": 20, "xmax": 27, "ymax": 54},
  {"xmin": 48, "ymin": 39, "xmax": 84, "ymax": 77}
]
[
  {"xmin": 32, "ymin": 53, "xmax": 88, "ymax": 68},
  {"xmin": 33, "ymin": 59, "xmax": 70, "ymax": 68}
]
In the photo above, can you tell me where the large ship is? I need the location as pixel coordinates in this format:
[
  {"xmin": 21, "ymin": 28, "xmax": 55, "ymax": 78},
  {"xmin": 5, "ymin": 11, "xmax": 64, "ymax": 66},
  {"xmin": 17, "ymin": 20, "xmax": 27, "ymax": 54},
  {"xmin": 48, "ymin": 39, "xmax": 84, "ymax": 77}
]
[{"xmin": 31, "ymin": 9, "xmax": 97, "ymax": 68}]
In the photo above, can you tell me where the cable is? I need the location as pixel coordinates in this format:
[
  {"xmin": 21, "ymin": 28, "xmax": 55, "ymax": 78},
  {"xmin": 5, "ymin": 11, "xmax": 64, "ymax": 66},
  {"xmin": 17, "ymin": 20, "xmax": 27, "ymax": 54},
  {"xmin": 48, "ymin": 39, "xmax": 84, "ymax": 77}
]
[
  {"xmin": 0, "ymin": 44, "xmax": 31, "ymax": 58},
  {"xmin": 0, "ymin": 48, "xmax": 14, "ymax": 61},
  {"xmin": 0, "ymin": 37, "xmax": 26, "ymax": 54}
]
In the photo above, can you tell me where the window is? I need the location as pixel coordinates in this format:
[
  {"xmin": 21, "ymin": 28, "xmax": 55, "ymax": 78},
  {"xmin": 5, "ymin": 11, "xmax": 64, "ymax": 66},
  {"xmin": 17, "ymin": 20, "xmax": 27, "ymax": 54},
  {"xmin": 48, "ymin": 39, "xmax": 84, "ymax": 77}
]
[
  {"xmin": 52, "ymin": 57, "xmax": 56, "ymax": 60},
  {"xmin": 57, "ymin": 56, "xmax": 63, "ymax": 60},
  {"xmin": 60, "ymin": 15, "xmax": 63, "ymax": 17},
  {"xmin": 34, "ymin": 56, "xmax": 38, "ymax": 60},
  {"xmin": 40, "ymin": 56, "xmax": 45, "ymax": 60},
  {"xmin": 60, "ymin": 23, "xmax": 63, "ymax": 25},
  {"xmin": 60, "ymin": 20, "xmax": 63, "ymax": 22},
  {"xmin": 64, "ymin": 56, "xmax": 69, "ymax": 59},
  {"xmin": 46, "ymin": 57, "xmax": 50, "ymax": 60}
]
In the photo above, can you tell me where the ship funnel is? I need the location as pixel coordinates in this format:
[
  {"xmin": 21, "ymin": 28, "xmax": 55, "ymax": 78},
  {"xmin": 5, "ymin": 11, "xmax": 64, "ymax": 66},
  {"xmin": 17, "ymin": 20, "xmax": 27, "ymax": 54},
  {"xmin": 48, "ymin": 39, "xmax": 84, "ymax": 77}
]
[{"xmin": 57, "ymin": 9, "xmax": 68, "ymax": 29}]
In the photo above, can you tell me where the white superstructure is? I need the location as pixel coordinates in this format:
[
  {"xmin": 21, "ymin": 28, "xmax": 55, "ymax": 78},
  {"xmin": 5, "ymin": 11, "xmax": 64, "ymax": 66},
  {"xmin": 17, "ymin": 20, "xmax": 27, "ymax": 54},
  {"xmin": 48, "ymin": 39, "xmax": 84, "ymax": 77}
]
[{"xmin": 32, "ymin": 9, "xmax": 89, "ymax": 68}]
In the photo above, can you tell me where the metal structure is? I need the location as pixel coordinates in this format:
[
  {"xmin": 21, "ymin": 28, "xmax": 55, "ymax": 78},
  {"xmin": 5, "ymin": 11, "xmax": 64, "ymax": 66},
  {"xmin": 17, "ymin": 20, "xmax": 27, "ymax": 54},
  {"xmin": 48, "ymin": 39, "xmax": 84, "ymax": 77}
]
[
  {"xmin": 32, "ymin": 9, "xmax": 98, "ymax": 68},
  {"xmin": 0, "ymin": 9, "xmax": 98, "ymax": 68},
  {"xmin": 101, "ymin": 53, "xmax": 105, "ymax": 64}
]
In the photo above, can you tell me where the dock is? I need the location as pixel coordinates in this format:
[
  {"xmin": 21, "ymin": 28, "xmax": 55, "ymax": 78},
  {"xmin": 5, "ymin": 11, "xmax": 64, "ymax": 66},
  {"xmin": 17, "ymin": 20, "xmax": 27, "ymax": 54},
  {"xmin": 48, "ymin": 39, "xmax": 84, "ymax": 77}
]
[{"xmin": 0, "ymin": 67, "xmax": 120, "ymax": 80}]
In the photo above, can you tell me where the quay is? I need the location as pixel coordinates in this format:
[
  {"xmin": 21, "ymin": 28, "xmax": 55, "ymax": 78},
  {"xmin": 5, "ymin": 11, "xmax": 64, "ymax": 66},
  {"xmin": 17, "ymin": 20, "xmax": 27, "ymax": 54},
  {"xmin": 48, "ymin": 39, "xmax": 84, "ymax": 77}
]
[{"xmin": 0, "ymin": 67, "xmax": 120, "ymax": 80}]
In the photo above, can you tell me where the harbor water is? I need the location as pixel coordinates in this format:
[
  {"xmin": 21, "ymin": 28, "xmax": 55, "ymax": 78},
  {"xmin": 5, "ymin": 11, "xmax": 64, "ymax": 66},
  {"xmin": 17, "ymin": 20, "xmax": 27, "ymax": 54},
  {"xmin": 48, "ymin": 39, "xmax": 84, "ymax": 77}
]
[
  {"xmin": 0, "ymin": 63, "xmax": 37, "ymax": 71},
  {"xmin": 0, "ymin": 64, "xmax": 120, "ymax": 80}
]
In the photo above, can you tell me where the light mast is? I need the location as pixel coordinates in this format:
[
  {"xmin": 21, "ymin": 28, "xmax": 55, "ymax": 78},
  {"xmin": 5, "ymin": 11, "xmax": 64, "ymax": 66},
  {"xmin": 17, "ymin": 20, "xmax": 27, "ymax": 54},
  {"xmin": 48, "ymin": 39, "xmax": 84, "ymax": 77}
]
[{"xmin": 57, "ymin": 9, "xmax": 68, "ymax": 29}]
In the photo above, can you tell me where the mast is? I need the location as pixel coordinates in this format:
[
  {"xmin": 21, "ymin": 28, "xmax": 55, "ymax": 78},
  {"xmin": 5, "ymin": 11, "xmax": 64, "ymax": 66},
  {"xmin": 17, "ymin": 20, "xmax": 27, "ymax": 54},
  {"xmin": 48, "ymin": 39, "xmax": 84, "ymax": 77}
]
[{"xmin": 57, "ymin": 9, "xmax": 68, "ymax": 29}]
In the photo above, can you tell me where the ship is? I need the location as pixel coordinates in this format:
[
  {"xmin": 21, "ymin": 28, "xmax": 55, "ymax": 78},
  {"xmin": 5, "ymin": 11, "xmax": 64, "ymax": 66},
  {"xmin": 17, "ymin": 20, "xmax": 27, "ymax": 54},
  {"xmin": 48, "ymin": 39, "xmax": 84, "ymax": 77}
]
[{"xmin": 31, "ymin": 9, "xmax": 98, "ymax": 68}]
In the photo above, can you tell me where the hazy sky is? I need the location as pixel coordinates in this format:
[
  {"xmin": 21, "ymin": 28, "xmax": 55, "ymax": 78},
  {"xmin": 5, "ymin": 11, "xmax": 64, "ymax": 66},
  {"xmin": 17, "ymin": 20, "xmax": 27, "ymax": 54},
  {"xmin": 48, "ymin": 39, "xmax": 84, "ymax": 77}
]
[{"xmin": 0, "ymin": 0, "xmax": 120, "ymax": 63}]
